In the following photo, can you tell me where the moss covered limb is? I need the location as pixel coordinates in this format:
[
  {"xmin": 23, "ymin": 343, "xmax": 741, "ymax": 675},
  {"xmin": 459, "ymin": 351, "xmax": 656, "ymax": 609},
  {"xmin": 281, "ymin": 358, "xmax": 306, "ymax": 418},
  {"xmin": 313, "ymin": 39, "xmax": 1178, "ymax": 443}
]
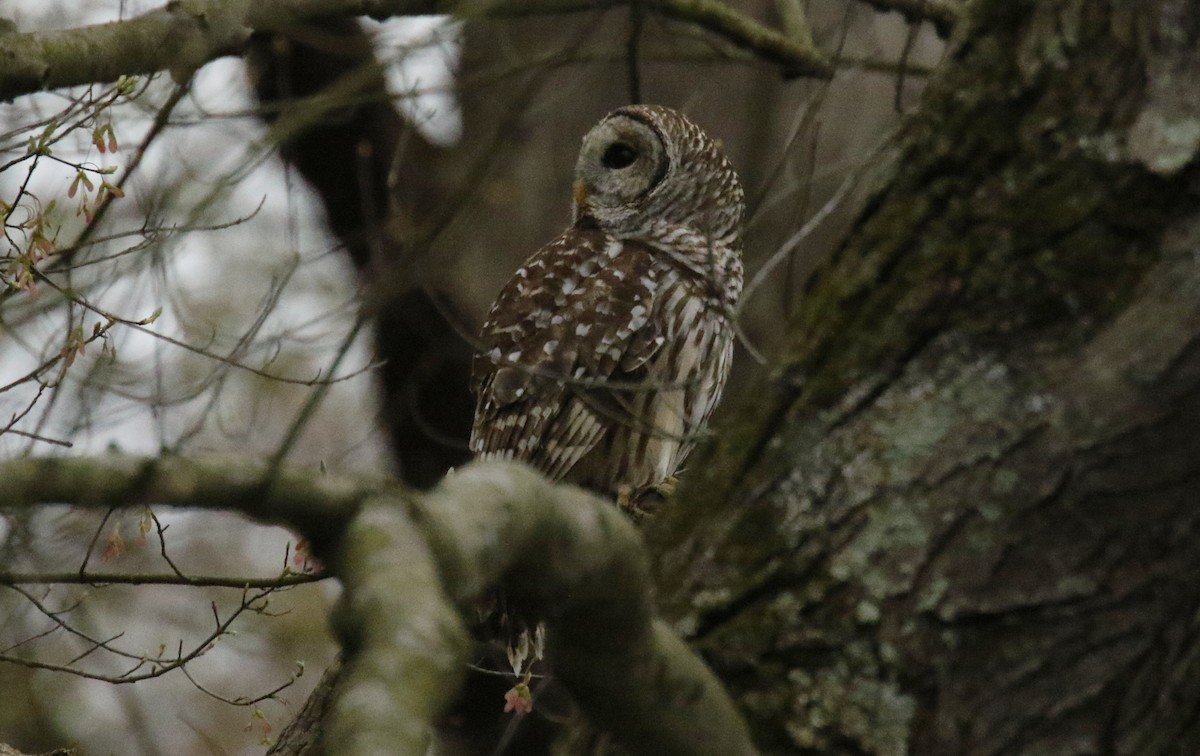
[
  {"xmin": 419, "ymin": 462, "xmax": 757, "ymax": 756},
  {"xmin": 0, "ymin": 0, "xmax": 477, "ymax": 99},
  {"xmin": 325, "ymin": 501, "xmax": 471, "ymax": 755},
  {"xmin": 0, "ymin": 456, "xmax": 755, "ymax": 753},
  {"xmin": 0, "ymin": 454, "xmax": 365, "ymax": 552}
]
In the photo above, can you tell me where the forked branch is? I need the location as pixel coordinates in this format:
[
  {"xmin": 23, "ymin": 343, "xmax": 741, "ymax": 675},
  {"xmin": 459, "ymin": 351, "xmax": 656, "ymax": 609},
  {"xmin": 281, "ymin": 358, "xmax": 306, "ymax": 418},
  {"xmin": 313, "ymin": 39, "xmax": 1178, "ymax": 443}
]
[{"xmin": 0, "ymin": 456, "xmax": 755, "ymax": 754}]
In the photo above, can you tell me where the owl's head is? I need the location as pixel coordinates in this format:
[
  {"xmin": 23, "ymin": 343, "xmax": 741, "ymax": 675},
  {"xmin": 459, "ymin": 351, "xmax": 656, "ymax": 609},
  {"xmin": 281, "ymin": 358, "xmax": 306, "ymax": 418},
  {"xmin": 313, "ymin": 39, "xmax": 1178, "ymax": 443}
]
[{"xmin": 573, "ymin": 105, "xmax": 744, "ymax": 249}]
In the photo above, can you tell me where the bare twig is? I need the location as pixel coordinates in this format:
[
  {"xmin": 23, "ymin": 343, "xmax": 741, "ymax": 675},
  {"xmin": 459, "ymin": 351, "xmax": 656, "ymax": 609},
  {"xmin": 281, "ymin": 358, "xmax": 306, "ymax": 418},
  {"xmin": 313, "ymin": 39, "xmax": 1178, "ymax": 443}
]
[
  {"xmin": 640, "ymin": 0, "xmax": 830, "ymax": 77},
  {"xmin": 0, "ymin": 571, "xmax": 324, "ymax": 588},
  {"xmin": 1, "ymin": 581, "xmax": 299, "ymax": 697},
  {"xmin": 29, "ymin": 271, "xmax": 378, "ymax": 387}
]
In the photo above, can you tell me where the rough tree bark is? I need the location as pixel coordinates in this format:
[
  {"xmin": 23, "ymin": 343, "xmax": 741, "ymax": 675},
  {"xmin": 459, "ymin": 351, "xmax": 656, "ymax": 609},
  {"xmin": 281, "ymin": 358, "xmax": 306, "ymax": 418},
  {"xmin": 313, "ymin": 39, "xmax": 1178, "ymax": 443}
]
[{"xmin": 647, "ymin": 1, "xmax": 1200, "ymax": 753}]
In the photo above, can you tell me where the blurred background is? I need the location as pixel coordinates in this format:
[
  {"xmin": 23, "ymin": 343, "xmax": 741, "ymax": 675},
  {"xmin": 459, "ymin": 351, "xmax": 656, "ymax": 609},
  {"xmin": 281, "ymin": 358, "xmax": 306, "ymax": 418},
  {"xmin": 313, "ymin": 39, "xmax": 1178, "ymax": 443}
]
[{"xmin": 0, "ymin": 0, "xmax": 943, "ymax": 752}]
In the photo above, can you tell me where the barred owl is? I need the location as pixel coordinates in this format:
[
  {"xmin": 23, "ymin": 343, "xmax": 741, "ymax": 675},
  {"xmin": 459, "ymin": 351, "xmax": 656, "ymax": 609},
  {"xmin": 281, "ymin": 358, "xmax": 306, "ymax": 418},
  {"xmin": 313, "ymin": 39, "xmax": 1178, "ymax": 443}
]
[{"xmin": 470, "ymin": 104, "xmax": 744, "ymax": 674}]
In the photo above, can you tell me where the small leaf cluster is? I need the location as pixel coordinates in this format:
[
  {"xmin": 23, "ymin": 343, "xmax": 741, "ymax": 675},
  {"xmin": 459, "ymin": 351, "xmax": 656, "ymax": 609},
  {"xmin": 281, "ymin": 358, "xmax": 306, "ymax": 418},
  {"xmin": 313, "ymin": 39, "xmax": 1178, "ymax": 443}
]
[{"xmin": 1, "ymin": 80, "xmax": 135, "ymax": 292}]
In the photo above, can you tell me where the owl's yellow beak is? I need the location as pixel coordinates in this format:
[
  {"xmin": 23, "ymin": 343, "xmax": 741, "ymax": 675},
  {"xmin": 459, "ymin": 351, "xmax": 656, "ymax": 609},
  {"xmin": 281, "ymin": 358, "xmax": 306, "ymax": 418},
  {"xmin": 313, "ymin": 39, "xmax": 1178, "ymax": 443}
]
[{"xmin": 573, "ymin": 180, "xmax": 588, "ymax": 212}]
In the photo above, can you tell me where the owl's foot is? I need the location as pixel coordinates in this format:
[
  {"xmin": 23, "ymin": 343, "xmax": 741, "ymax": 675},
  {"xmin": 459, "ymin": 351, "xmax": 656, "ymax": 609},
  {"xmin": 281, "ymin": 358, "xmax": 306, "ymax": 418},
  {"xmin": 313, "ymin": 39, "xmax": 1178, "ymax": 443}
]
[
  {"xmin": 654, "ymin": 476, "xmax": 678, "ymax": 498},
  {"xmin": 616, "ymin": 484, "xmax": 634, "ymax": 510},
  {"xmin": 616, "ymin": 484, "xmax": 662, "ymax": 522}
]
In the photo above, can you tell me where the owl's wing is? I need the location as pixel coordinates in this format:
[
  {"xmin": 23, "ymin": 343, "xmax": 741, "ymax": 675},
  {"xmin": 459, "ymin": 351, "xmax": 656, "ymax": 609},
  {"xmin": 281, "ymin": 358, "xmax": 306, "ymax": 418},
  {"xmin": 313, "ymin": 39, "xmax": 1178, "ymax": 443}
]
[
  {"xmin": 473, "ymin": 371, "xmax": 604, "ymax": 482},
  {"xmin": 470, "ymin": 232, "xmax": 664, "ymax": 483}
]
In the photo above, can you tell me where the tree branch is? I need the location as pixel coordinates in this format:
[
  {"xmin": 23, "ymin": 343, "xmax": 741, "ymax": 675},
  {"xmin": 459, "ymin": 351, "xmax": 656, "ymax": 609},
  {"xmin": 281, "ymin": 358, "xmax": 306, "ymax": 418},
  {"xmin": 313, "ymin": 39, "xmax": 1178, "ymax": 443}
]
[
  {"xmin": 0, "ymin": 571, "xmax": 323, "ymax": 588},
  {"xmin": 461, "ymin": 0, "xmax": 832, "ymax": 78},
  {"xmin": 0, "ymin": 0, "xmax": 460, "ymax": 99},
  {"xmin": 0, "ymin": 455, "xmax": 366, "ymax": 554},
  {"xmin": 0, "ymin": 0, "xmax": 831, "ymax": 102},
  {"xmin": 642, "ymin": 0, "xmax": 831, "ymax": 78},
  {"xmin": 0, "ymin": 456, "xmax": 756, "ymax": 754},
  {"xmin": 414, "ymin": 463, "xmax": 757, "ymax": 756},
  {"xmin": 324, "ymin": 498, "xmax": 471, "ymax": 754}
]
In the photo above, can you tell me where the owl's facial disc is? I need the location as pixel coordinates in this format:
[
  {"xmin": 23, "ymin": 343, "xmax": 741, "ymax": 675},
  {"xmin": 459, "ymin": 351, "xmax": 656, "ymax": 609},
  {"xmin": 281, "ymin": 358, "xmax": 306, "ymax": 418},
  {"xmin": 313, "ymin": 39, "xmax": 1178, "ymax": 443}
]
[{"xmin": 575, "ymin": 115, "xmax": 668, "ymax": 213}]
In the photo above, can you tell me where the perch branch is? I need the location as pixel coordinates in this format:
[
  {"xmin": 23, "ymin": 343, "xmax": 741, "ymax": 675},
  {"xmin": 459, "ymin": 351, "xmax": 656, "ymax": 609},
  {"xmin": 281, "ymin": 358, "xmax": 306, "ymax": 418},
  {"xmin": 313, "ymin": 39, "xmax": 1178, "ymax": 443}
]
[
  {"xmin": 0, "ymin": 456, "xmax": 755, "ymax": 754},
  {"xmin": 324, "ymin": 500, "xmax": 471, "ymax": 754},
  {"xmin": 415, "ymin": 462, "xmax": 757, "ymax": 756}
]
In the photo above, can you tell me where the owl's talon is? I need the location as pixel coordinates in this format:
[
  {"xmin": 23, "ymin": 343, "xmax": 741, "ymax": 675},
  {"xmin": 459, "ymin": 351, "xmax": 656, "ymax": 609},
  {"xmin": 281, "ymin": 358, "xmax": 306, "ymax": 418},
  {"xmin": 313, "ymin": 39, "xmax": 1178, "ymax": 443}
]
[
  {"xmin": 616, "ymin": 484, "xmax": 634, "ymax": 510},
  {"xmin": 654, "ymin": 476, "xmax": 678, "ymax": 498}
]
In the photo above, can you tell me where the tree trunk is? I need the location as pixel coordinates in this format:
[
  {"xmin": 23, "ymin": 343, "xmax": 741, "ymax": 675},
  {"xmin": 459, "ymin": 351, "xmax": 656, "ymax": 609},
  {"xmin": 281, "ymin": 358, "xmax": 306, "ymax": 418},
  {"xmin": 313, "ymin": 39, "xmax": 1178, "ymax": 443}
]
[
  {"xmin": 648, "ymin": 1, "xmax": 1200, "ymax": 753},
  {"xmin": 247, "ymin": 20, "xmax": 475, "ymax": 490}
]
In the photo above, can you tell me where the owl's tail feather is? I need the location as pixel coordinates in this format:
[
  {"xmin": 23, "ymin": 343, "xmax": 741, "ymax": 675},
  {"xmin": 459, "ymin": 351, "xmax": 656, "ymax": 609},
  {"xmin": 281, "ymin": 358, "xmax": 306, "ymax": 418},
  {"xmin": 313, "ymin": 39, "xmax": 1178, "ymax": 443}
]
[
  {"xmin": 505, "ymin": 621, "xmax": 546, "ymax": 677},
  {"xmin": 486, "ymin": 588, "xmax": 544, "ymax": 679}
]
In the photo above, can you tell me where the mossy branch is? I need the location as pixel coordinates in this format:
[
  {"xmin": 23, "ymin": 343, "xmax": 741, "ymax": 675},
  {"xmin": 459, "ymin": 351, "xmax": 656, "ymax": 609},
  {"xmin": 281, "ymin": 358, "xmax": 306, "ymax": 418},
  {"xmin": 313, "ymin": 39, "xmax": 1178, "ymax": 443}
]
[
  {"xmin": 327, "ymin": 499, "xmax": 471, "ymax": 754},
  {"xmin": 0, "ymin": 0, "xmax": 457, "ymax": 99},
  {"xmin": 0, "ymin": 454, "xmax": 366, "ymax": 552},
  {"xmin": 0, "ymin": 0, "xmax": 830, "ymax": 102},
  {"xmin": 0, "ymin": 456, "xmax": 756, "ymax": 755},
  {"xmin": 418, "ymin": 463, "xmax": 758, "ymax": 755},
  {"xmin": 642, "ymin": 0, "xmax": 831, "ymax": 78}
]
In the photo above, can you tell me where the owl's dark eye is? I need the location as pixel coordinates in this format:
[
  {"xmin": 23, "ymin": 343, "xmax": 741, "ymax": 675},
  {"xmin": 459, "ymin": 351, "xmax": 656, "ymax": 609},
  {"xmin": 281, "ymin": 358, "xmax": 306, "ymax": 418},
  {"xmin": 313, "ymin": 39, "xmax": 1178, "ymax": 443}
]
[{"xmin": 601, "ymin": 142, "xmax": 639, "ymax": 169}]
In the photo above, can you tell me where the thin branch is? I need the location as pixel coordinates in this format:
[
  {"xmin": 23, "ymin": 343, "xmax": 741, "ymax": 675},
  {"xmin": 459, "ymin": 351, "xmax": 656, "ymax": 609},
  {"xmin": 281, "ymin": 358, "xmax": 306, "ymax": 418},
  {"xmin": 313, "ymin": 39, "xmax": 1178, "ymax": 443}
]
[
  {"xmin": 264, "ymin": 313, "xmax": 370, "ymax": 477},
  {"xmin": 739, "ymin": 127, "xmax": 897, "ymax": 315},
  {"xmin": 180, "ymin": 658, "xmax": 306, "ymax": 707},
  {"xmin": 78, "ymin": 505, "xmax": 118, "ymax": 577},
  {"xmin": 0, "ymin": 428, "xmax": 73, "ymax": 447},
  {"xmin": 640, "ymin": 0, "xmax": 831, "ymax": 77},
  {"xmin": 29, "ymin": 270, "xmax": 378, "ymax": 388},
  {"xmin": 0, "ymin": 455, "xmax": 366, "ymax": 552},
  {"xmin": 1, "ymin": 582, "xmax": 294, "ymax": 688},
  {"xmin": 149, "ymin": 510, "xmax": 190, "ymax": 580},
  {"xmin": 0, "ymin": 571, "xmax": 325, "ymax": 588},
  {"xmin": 55, "ymin": 81, "xmax": 192, "ymax": 268}
]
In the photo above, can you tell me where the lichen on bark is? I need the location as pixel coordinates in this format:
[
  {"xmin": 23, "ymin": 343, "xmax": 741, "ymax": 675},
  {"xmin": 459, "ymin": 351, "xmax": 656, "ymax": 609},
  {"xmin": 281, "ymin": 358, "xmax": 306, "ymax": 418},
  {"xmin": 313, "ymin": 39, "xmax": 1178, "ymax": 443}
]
[{"xmin": 648, "ymin": 1, "xmax": 1200, "ymax": 753}]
